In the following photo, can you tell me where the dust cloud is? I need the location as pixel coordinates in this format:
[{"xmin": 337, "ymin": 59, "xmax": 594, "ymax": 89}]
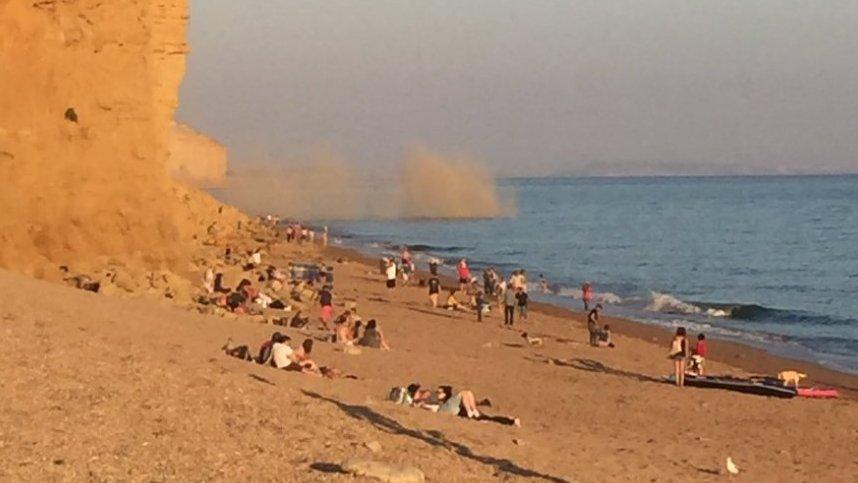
[{"xmin": 212, "ymin": 147, "xmax": 514, "ymax": 221}]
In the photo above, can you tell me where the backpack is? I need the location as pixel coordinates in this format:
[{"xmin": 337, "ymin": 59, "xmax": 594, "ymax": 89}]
[{"xmin": 388, "ymin": 386, "xmax": 407, "ymax": 404}]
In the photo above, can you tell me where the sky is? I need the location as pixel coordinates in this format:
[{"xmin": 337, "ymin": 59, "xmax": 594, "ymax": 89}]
[{"xmin": 177, "ymin": 0, "xmax": 858, "ymax": 176}]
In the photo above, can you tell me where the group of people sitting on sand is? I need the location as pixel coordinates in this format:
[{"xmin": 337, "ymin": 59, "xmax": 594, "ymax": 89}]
[
  {"xmin": 330, "ymin": 305, "xmax": 391, "ymax": 351},
  {"xmin": 389, "ymin": 383, "xmax": 520, "ymax": 427},
  {"xmin": 222, "ymin": 331, "xmax": 356, "ymax": 379}
]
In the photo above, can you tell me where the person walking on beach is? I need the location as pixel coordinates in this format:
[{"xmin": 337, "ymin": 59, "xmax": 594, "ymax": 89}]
[
  {"xmin": 587, "ymin": 304, "xmax": 602, "ymax": 346},
  {"xmin": 503, "ymin": 285, "xmax": 517, "ymax": 327},
  {"xmin": 669, "ymin": 327, "xmax": 689, "ymax": 387},
  {"xmin": 457, "ymin": 259, "xmax": 471, "ymax": 293},
  {"xmin": 516, "ymin": 287, "xmax": 529, "ymax": 321},
  {"xmin": 385, "ymin": 258, "xmax": 397, "ymax": 291},
  {"xmin": 581, "ymin": 282, "xmax": 593, "ymax": 311},
  {"xmin": 401, "ymin": 246, "xmax": 413, "ymax": 286},
  {"xmin": 428, "ymin": 273, "xmax": 441, "ymax": 308}
]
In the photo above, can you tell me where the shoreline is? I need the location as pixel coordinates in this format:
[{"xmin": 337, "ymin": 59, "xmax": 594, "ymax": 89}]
[{"xmin": 323, "ymin": 243, "xmax": 858, "ymax": 399}]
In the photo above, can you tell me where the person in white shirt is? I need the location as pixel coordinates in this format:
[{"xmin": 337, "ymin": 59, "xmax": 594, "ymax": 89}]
[
  {"xmin": 271, "ymin": 339, "xmax": 294, "ymax": 369},
  {"xmin": 385, "ymin": 259, "xmax": 397, "ymax": 290}
]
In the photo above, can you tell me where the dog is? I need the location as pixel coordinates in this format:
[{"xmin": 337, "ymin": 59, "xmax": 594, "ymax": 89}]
[
  {"xmin": 521, "ymin": 332, "xmax": 544, "ymax": 347},
  {"xmin": 777, "ymin": 370, "xmax": 807, "ymax": 388}
]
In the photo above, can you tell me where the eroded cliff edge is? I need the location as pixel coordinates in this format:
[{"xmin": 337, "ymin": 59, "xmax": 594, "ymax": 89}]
[{"xmin": 0, "ymin": 0, "xmax": 242, "ymax": 281}]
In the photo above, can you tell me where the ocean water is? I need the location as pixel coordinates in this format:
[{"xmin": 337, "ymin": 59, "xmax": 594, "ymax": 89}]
[{"xmin": 327, "ymin": 175, "xmax": 858, "ymax": 374}]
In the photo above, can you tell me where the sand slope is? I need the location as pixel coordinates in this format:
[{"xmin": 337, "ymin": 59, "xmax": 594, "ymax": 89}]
[{"xmin": 2, "ymin": 241, "xmax": 856, "ymax": 482}]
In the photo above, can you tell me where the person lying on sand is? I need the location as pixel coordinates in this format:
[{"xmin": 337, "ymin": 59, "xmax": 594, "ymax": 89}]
[
  {"xmin": 357, "ymin": 319, "xmax": 390, "ymax": 351},
  {"xmin": 409, "ymin": 385, "xmax": 520, "ymax": 427},
  {"xmin": 222, "ymin": 332, "xmax": 290, "ymax": 365}
]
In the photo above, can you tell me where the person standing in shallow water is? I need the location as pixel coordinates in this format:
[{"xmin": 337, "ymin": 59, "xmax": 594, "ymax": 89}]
[{"xmin": 581, "ymin": 281, "xmax": 593, "ymax": 311}]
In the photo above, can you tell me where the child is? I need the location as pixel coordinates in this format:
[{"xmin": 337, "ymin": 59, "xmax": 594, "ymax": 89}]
[
  {"xmin": 688, "ymin": 333, "xmax": 707, "ymax": 375},
  {"xmin": 516, "ymin": 287, "xmax": 529, "ymax": 321},
  {"xmin": 475, "ymin": 290, "xmax": 487, "ymax": 322},
  {"xmin": 428, "ymin": 274, "xmax": 441, "ymax": 307},
  {"xmin": 668, "ymin": 327, "xmax": 689, "ymax": 387},
  {"xmin": 597, "ymin": 324, "xmax": 615, "ymax": 348}
]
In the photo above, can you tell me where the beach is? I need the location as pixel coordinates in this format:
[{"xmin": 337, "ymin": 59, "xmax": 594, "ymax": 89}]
[{"xmin": 3, "ymin": 229, "xmax": 856, "ymax": 482}]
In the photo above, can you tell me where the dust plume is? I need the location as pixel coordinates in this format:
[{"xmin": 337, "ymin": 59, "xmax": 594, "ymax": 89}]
[
  {"xmin": 212, "ymin": 148, "xmax": 365, "ymax": 220},
  {"xmin": 400, "ymin": 147, "xmax": 510, "ymax": 219},
  {"xmin": 214, "ymin": 146, "xmax": 514, "ymax": 221}
]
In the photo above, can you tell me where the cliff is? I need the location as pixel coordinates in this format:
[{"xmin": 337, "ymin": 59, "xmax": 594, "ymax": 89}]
[{"xmin": 0, "ymin": 0, "xmax": 241, "ymax": 280}]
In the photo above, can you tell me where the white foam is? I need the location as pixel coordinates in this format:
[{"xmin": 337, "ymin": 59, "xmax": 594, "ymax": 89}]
[{"xmin": 645, "ymin": 292, "xmax": 702, "ymax": 314}]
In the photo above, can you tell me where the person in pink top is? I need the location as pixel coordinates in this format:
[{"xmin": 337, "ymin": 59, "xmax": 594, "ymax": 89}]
[
  {"xmin": 457, "ymin": 259, "xmax": 471, "ymax": 293},
  {"xmin": 581, "ymin": 282, "xmax": 593, "ymax": 311}
]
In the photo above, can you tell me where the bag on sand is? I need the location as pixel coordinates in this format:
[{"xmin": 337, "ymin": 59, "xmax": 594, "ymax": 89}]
[{"xmin": 388, "ymin": 386, "xmax": 407, "ymax": 404}]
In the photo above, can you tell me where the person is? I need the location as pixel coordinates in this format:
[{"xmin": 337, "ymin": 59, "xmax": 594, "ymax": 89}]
[
  {"xmin": 222, "ymin": 332, "xmax": 286, "ymax": 364},
  {"xmin": 334, "ymin": 310, "xmax": 356, "ymax": 345},
  {"xmin": 503, "ymin": 285, "xmax": 517, "ymax": 327},
  {"xmin": 385, "ymin": 258, "xmax": 397, "ymax": 291},
  {"xmin": 321, "ymin": 226, "xmax": 329, "ymax": 246},
  {"xmin": 596, "ymin": 324, "xmax": 615, "ymax": 348},
  {"xmin": 401, "ymin": 246, "xmax": 413, "ymax": 285},
  {"xmin": 689, "ymin": 333, "xmax": 707, "ymax": 375},
  {"xmin": 516, "ymin": 287, "xmax": 528, "ymax": 321},
  {"xmin": 319, "ymin": 285, "xmax": 333, "ymax": 330},
  {"xmin": 358, "ymin": 319, "xmax": 391, "ymax": 350},
  {"xmin": 287, "ymin": 338, "xmax": 321, "ymax": 376},
  {"xmin": 457, "ymin": 259, "xmax": 471, "ymax": 293},
  {"xmin": 483, "ymin": 268, "xmax": 496, "ymax": 296},
  {"xmin": 444, "ymin": 290, "xmax": 464, "ymax": 311},
  {"xmin": 271, "ymin": 333, "xmax": 295, "ymax": 369},
  {"xmin": 669, "ymin": 327, "xmax": 689, "ymax": 387},
  {"xmin": 538, "ymin": 274, "xmax": 549, "ymax": 294},
  {"xmin": 416, "ymin": 386, "xmax": 520, "ymax": 427},
  {"xmin": 203, "ymin": 267, "xmax": 215, "ymax": 294},
  {"xmin": 587, "ymin": 304, "xmax": 602, "ymax": 346},
  {"xmin": 581, "ymin": 282, "xmax": 593, "ymax": 311},
  {"xmin": 427, "ymin": 274, "xmax": 441, "ymax": 308},
  {"xmin": 475, "ymin": 290, "xmax": 488, "ymax": 322},
  {"xmin": 428, "ymin": 257, "xmax": 440, "ymax": 276}
]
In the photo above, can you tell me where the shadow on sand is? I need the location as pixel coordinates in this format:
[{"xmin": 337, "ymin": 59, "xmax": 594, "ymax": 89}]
[
  {"xmin": 555, "ymin": 358, "xmax": 661, "ymax": 384},
  {"xmin": 303, "ymin": 390, "xmax": 569, "ymax": 483}
]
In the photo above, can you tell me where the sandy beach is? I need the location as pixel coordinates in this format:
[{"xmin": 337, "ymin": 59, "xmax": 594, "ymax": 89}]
[{"xmin": 2, "ymin": 229, "xmax": 856, "ymax": 482}]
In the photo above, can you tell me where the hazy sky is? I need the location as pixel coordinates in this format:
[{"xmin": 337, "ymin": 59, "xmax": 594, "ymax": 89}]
[{"xmin": 177, "ymin": 0, "xmax": 858, "ymax": 176}]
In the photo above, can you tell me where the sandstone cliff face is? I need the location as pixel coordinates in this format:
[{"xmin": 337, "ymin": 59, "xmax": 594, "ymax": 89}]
[{"xmin": 0, "ymin": 0, "xmax": 237, "ymax": 278}]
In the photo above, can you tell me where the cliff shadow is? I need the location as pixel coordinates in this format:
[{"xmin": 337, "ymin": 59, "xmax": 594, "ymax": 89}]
[{"xmin": 302, "ymin": 390, "xmax": 569, "ymax": 483}]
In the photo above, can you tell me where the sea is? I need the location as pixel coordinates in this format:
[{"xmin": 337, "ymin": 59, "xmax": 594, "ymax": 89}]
[{"xmin": 325, "ymin": 175, "xmax": 858, "ymax": 374}]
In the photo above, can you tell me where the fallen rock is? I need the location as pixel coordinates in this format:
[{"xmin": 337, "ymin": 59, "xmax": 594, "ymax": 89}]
[{"xmin": 342, "ymin": 459, "xmax": 424, "ymax": 483}]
